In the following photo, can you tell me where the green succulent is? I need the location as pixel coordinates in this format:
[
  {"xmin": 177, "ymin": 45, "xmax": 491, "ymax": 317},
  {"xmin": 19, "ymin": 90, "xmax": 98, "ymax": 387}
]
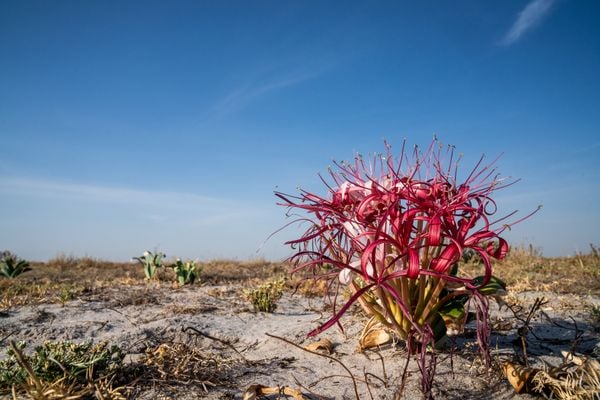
[
  {"xmin": 132, "ymin": 250, "xmax": 165, "ymax": 279},
  {"xmin": 171, "ymin": 258, "xmax": 202, "ymax": 285},
  {"xmin": 0, "ymin": 340, "xmax": 123, "ymax": 389},
  {"xmin": 0, "ymin": 251, "xmax": 31, "ymax": 279}
]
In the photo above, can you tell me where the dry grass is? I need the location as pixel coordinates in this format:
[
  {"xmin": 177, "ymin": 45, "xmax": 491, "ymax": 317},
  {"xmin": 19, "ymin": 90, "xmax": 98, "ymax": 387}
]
[
  {"xmin": 1, "ymin": 248, "xmax": 597, "ymax": 316},
  {"xmin": 1, "ymin": 248, "xmax": 598, "ymax": 398},
  {"xmin": 2, "ymin": 246, "xmax": 597, "ymax": 312},
  {"xmin": 462, "ymin": 245, "xmax": 600, "ymax": 295},
  {"xmin": 291, "ymin": 278, "xmax": 331, "ymax": 298},
  {"xmin": 532, "ymin": 356, "xmax": 600, "ymax": 400},
  {"xmin": 141, "ymin": 342, "xmax": 239, "ymax": 390},
  {"xmin": 0, "ymin": 258, "xmax": 139, "ymax": 310},
  {"xmin": 0, "ymin": 256, "xmax": 289, "ymax": 310},
  {"xmin": 200, "ymin": 258, "xmax": 287, "ymax": 283}
]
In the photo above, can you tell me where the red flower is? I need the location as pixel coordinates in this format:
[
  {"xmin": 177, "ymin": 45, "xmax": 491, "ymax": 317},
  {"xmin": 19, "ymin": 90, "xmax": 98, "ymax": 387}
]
[{"xmin": 276, "ymin": 139, "xmax": 538, "ymax": 340}]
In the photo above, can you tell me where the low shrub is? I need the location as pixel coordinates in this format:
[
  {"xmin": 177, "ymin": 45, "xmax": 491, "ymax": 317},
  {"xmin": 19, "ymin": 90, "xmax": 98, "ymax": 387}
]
[{"xmin": 244, "ymin": 279, "xmax": 285, "ymax": 312}]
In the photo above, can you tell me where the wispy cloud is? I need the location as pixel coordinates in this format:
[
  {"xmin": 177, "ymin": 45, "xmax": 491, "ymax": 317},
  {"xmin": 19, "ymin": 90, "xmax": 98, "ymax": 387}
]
[
  {"xmin": 0, "ymin": 176, "xmax": 283, "ymax": 260},
  {"xmin": 500, "ymin": 0, "xmax": 556, "ymax": 46},
  {"xmin": 0, "ymin": 176, "xmax": 219, "ymax": 208},
  {"xmin": 207, "ymin": 67, "xmax": 326, "ymax": 119},
  {"xmin": 0, "ymin": 176, "xmax": 256, "ymax": 226}
]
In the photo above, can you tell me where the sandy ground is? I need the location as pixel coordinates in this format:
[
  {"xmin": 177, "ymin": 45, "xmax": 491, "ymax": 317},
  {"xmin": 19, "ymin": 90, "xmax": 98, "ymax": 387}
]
[{"xmin": 1, "ymin": 282, "xmax": 599, "ymax": 399}]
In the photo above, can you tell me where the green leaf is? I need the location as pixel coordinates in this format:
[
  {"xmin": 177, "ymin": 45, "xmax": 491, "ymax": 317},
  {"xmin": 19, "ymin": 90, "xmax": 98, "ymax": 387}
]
[
  {"xmin": 449, "ymin": 263, "xmax": 459, "ymax": 276},
  {"xmin": 438, "ymin": 295, "xmax": 468, "ymax": 320},
  {"xmin": 472, "ymin": 275, "xmax": 507, "ymax": 296}
]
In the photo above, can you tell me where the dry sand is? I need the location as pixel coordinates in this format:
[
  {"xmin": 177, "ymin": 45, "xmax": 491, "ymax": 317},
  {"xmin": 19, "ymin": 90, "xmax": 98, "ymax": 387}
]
[{"xmin": 1, "ymin": 282, "xmax": 598, "ymax": 399}]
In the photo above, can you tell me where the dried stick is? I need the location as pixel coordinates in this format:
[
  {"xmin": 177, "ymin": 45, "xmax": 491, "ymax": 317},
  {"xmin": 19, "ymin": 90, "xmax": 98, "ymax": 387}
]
[
  {"xmin": 365, "ymin": 371, "xmax": 374, "ymax": 400},
  {"xmin": 181, "ymin": 326, "xmax": 247, "ymax": 361},
  {"xmin": 292, "ymin": 374, "xmax": 330, "ymax": 400},
  {"xmin": 9, "ymin": 341, "xmax": 42, "ymax": 392},
  {"xmin": 265, "ymin": 332, "xmax": 360, "ymax": 400},
  {"xmin": 363, "ymin": 349, "xmax": 388, "ymax": 383}
]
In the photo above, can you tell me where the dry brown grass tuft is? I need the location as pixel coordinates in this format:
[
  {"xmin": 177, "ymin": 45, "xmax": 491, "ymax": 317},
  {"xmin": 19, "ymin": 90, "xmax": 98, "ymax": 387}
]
[
  {"xmin": 290, "ymin": 277, "xmax": 332, "ymax": 298},
  {"xmin": 532, "ymin": 354, "xmax": 600, "ymax": 399},
  {"xmin": 142, "ymin": 342, "xmax": 240, "ymax": 391},
  {"xmin": 462, "ymin": 245, "xmax": 600, "ymax": 295},
  {"xmin": 200, "ymin": 258, "xmax": 288, "ymax": 283},
  {"xmin": 0, "ymin": 257, "xmax": 282, "ymax": 310},
  {"xmin": 0, "ymin": 281, "xmax": 89, "ymax": 309}
]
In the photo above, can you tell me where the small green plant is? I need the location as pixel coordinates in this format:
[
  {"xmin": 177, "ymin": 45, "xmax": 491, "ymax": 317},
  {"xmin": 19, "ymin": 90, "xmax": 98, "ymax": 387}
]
[
  {"xmin": 0, "ymin": 251, "xmax": 31, "ymax": 279},
  {"xmin": 171, "ymin": 258, "xmax": 202, "ymax": 285},
  {"xmin": 244, "ymin": 279, "xmax": 285, "ymax": 312},
  {"xmin": 57, "ymin": 286, "xmax": 75, "ymax": 306},
  {"xmin": 132, "ymin": 250, "xmax": 165, "ymax": 280},
  {"xmin": 0, "ymin": 340, "xmax": 124, "ymax": 392}
]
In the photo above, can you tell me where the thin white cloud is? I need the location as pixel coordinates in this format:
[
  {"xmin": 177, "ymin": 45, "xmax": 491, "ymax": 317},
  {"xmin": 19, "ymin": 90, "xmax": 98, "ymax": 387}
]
[
  {"xmin": 0, "ymin": 175, "xmax": 287, "ymax": 261},
  {"xmin": 0, "ymin": 176, "xmax": 269, "ymax": 226},
  {"xmin": 500, "ymin": 0, "xmax": 556, "ymax": 46},
  {"xmin": 0, "ymin": 176, "xmax": 221, "ymax": 209},
  {"xmin": 207, "ymin": 66, "xmax": 328, "ymax": 119},
  {"xmin": 0, "ymin": 176, "xmax": 278, "ymax": 229}
]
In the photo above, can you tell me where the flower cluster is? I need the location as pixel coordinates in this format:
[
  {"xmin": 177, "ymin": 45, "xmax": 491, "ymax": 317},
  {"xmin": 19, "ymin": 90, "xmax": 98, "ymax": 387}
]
[{"xmin": 277, "ymin": 140, "xmax": 537, "ymax": 352}]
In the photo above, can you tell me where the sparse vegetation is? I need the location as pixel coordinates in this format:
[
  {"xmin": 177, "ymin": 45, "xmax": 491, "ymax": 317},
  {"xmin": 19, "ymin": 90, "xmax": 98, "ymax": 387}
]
[
  {"xmin": 0, "ymin": 250, "xmax": 596, "ymax": 398},
  {"xmin": 142, "ymin": 341, "xmax": 240, "ymax": 389},
  {"xmin": 46, "ymin": 253, "xmax": 112, "ymax": 271},
  {"xmin": 463, "ymin": 244, "xmax": 600, "ymax": 294},
  {"xmin": 0, "ymin": 340, "xmax": 125, "ymax": 398},
  {"xmin": 244, "ymin": 278, "xmax": 285, "ymax": 312},
  {"xmin": 57, "ymin": 285, "xmax": 76, "ymax": 306}
]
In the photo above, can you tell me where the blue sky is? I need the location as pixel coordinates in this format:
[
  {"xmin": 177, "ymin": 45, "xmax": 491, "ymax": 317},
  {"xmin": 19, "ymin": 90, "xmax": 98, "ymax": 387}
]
[{"xmin": 1, "ymin": 0, "xmax": 599, "ymax": 261}]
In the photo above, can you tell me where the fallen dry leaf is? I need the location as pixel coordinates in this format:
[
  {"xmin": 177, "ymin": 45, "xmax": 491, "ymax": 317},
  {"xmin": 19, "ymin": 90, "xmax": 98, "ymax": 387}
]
[
  {"xmin": 242, "ymin": 384, "xmax": 306, "ymax": 400},
  {"xmin": 304, "ymin": 338, "xmax": 333, "ymax": 354},
  {"xmin": 503, "ymin": 362, "xmax": 539, "ymax": 394},
  {"xmin": 358, "ymin": 327, "xmax": 392, "ymax": 351}
]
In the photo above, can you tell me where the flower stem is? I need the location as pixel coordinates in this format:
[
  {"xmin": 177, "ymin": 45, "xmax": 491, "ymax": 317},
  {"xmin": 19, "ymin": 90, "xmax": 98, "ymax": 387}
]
[{"xmin": 419, "ymin": 277, "xmax": 447, "ymax": 325}]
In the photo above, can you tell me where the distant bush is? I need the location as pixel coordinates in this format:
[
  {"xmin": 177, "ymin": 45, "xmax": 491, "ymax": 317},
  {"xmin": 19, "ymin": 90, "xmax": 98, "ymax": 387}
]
[{"xmin": 46, "ymin": 253, "xmax": 108, "ymax": 270}]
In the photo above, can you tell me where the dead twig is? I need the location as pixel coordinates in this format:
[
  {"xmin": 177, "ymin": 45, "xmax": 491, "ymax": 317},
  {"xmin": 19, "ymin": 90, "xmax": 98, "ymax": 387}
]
[
  {"xmin": 106, "ymin": 307, "xmax": 138, "ymax": 327},
  {"xmin": 292, "ymin": 374, "xmax": 331, "ymax": 400},
  {"xmin": 363, "ymin": 349, "xmax": 388, "ymax": 383},
  {"xmin": 181, "ymin": 326, "xmax": 247, "ymax": 361},
  {"xmin": 306, "ymin": 373, "xmax": 368, "ymax": 388},
  {"xmin": 364, "ymin": 371, "xmax": 374, "ymax": 400},
  {"xmin": 507, "ymin": 297, "xmax": 548, "ymax": 366},
  {"xmin": 0, "ymin": 330, "xmax": 14, "ymax": 345},
  {"xmin": 265, "ymin": 332, "xmax": 360, "ymax": 400},
  {"xmin": 9, "ymin": 341, "xmax": 43, "ymax": 393}
]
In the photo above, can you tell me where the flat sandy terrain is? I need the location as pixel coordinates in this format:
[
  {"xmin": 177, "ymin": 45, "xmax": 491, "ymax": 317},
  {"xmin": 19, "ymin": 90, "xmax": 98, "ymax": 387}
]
[{"xmin": 1, "ymin": 262, "xmax": 598, "ymax": 399}]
